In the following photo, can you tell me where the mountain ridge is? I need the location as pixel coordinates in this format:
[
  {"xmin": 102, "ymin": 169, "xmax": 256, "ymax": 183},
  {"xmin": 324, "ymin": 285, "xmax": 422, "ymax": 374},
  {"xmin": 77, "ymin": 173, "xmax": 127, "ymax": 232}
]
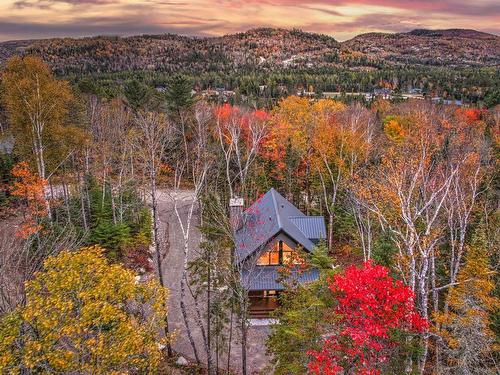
[{"xmin": 0, "ymin": 27, "xmax": 498, "ymax": 75}]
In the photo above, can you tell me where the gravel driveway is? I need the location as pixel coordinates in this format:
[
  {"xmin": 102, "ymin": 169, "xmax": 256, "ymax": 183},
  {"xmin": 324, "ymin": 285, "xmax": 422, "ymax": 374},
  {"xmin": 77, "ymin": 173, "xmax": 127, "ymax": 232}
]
[{"xmin": 155, "ymin": 190, "xmax": 272, "ymax": 374}]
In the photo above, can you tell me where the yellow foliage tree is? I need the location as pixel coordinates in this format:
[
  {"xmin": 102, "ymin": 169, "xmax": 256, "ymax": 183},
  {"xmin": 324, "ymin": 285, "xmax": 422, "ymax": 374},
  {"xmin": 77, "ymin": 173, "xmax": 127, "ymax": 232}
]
[
  {"xmin": 384, "ymin": 119, "xmax": 406, "ymax": 142},
  {"xmin": 273, "ymin": 96, "xmax": 345, "ymax": 155},
  {"xmin": 1, "ymin": 56, "xmax": 80, "ymax": 179},
  {"xmin": 311, "ymin": 106, "xmax": 372, "ymax": 251},
  {"xmin": 0, "ymin": 246, "xmax": 170, "ymax": 374},
  {"xmin": 434, "ymin": 226, "xmax": 499, "ymax": 373},
  {"xmin": 271, "ymin": 96, "xmax": 346, "ymax": 212}
]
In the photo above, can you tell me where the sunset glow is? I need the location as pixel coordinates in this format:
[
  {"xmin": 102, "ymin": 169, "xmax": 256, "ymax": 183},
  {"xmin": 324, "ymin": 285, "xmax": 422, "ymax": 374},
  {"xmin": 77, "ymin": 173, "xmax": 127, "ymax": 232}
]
[{"xmin": 1, "ymin": 0, "xmax": 499, "ymax": 41}]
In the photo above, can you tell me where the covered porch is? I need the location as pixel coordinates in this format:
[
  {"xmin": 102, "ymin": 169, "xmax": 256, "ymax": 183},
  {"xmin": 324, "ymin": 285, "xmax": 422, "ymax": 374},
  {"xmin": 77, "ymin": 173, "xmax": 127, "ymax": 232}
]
[
  {"xmin": 248, "ymin": 290, "xmax": 280, "ymax": 318},
  {"xmin": 242, "ymin": 266, "xmax": 319, "ymax": 318}
]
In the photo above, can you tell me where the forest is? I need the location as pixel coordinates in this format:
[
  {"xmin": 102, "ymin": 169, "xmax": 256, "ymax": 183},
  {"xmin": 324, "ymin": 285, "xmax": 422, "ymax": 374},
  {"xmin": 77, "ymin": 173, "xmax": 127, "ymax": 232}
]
[
  {"xmin": 2, "ymin": 28, "xmax": 499, "ymax": 107},
  {"xmin": 0, "ymin": 55, "xmax": 498, "ymax": 375},
  {"xmin": 71, "ymin": 65, "xmax": 500, "ymax": 109}
]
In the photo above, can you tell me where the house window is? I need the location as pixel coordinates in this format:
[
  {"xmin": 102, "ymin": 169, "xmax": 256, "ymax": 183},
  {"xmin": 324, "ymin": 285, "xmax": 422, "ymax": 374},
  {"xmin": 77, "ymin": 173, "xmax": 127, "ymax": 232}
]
[
  {"xmin": 256, "ymin": 241, "xmax": 301, "ymax": 266},
  {"xmin": 281, "ymin": 241, "xmax": 297, "ymax": 264},
  {"xmin": 256, "ymin": 243, "xmax": 280, "ymax": 265}
]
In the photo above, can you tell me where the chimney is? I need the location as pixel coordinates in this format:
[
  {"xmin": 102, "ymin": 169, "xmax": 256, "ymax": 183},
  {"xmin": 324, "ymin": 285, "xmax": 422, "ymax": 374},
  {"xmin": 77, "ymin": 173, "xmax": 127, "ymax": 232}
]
[{"xmin": 229, "ymin": 197, "xmax": 244, "ymax": 232}]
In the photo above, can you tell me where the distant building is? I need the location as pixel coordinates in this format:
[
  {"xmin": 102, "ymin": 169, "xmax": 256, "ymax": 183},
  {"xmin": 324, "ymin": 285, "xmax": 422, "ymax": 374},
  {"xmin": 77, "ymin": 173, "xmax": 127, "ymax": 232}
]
[
  {"xmin": 322, "ymin": 92, "xmax": 373, "ymax": 100},
  {"xmin": 200, "ymin": 88, "xmax": 235, "ymax": 101},
  {"xmin": 301, "ymin": 91, "xmax": 316, "ymax": 97},
  {"xmin": 408, "ymin": 88, "xmax": 423, "ymax": 94},
  {"xmin": 373, "ymin": 88, "xmax": 393, "ymax": 100},
  {"xmin": 443, "ymin": 99, "xmax": 463, "ymax": 106},
  {"xmin": 401, "ymin": 93, "xmax": 425, "ymax": 100}
]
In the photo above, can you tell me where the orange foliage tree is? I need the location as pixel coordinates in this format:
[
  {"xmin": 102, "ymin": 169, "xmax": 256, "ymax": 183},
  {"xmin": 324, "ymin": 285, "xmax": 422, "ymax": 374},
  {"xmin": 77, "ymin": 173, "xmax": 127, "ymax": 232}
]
[
  {"xmin": 268, "ymin": 96, "xmax": 345, "ymax": 210},
  {"xmin": 215, "ymin": 103, "xmax": 269, "ymax": 199},
  {"xmin": 10, "ymin": 162, "xmax": 48, "ymax": 238},
  {"xmin": 434, "ymin": 226, "xmax": 499, "ymax": 373},
  {"xmin": 311, "ymin": 104, "xmax": 375, "ymax": 251}
]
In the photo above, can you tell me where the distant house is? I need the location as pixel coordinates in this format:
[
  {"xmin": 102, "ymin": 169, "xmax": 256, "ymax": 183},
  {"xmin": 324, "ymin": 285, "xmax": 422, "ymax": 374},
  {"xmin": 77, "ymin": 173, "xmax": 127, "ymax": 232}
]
[
  {"xmin": 443, "ymin": 99, "xmax": 463, "ymax": 106},
  {"xmin": 373, "ymin": 88, "xmax": 393, "ymax": 100},
  {"xmin": 231, "ymin": 188, "xmax": 326, "ymax": 318},
  {"xmin": 401, "ymin": 93, "xmax": 425, "ymax": 100},
  {"xmin": 408, "ymin": 88, "xmax": 423, "ymax": 94}
]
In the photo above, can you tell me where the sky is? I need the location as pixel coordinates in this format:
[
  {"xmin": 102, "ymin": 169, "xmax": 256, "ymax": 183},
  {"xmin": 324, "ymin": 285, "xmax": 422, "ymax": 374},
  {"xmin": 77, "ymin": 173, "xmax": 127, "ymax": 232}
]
[{"xmin": 0, "ymin": 0, "xmax": 499, "ymax": 42}]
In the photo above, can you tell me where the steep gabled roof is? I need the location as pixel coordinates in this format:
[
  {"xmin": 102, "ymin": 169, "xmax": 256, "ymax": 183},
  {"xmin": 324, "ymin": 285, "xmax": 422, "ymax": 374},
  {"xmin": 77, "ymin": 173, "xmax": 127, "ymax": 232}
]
[{"xmin": 234, "ymin": 188, "xmax": 326, "ymax": 263}]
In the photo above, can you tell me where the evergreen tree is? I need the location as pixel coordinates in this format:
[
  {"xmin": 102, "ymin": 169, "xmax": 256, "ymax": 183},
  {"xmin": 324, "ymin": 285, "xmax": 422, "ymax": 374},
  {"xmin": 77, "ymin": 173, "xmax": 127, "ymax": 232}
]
[
  {"xmin": 267, "ymin": 244, "xmax": 336, "ymax": 375},
  {"xmin": 164, "ymin": 74, "xmax": 194, "ymax": 114},
  {"xmin": 123, "ymin": 79, "xmax": 153, "ymax": 111}
]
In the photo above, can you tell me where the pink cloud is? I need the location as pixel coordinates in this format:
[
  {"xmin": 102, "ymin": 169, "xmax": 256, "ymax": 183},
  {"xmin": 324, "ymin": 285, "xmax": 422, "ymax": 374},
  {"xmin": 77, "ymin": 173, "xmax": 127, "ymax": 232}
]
[
  {"xmin": 223, "ymin": 0, "xmax": 500, "ymax": 16},
  {"xmin": 1, "ymin": 0, "xmax": 499, "ymax": 41}
]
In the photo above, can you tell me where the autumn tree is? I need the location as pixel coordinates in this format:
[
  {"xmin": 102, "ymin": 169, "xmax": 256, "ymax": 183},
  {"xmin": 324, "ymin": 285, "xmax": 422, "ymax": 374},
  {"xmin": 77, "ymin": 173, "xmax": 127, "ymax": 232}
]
[
  {"xmin": 130, "ymin": 109, "xmax": 174, "ymax": 355},
  {"xmin": 0, "ymin": 246, "xmax": 170, "ymax": 374},
  {"xmin": 90, "ymin": 99, "xmax": 133, "ymax": 226},
  {"xmin": 270, "ymin": 97, "xmax": 346, "ymax": 208},
  {"xmin": 434, "ymin": 225, "xmax": 499, "ymax": 374},
  {"xmin": 354, "ymin": 102, "xmax": 489, "ymax": 369},
  {"xmin": 308, "ymin": 262, "xmax": 427, "ymax": 375},
  {"xmin": 10, "ymin": 162, "xmax": 48, "ymax": 238},
  {"xmin": 170, "ymin": 101, "xmax": 212, "ymax": 364},
  {"xmin": 215, "ymin": 103, "xmax": 269, "ymax": 200},
  {"xmin": 311, "ymin": 103, "xmax": 375, "ymax": 251},
  {"xmin": 0, "ymin": 220, "xmax": 80, "ymax": 315},
  {"xmin": 1, "ymin": 56, "xmax": 74, "ymax": 180}
]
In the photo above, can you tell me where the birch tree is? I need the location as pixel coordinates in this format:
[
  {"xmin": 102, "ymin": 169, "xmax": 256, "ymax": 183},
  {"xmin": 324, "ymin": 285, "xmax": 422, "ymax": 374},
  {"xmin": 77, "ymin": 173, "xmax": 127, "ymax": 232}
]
[
  {"xmin": 354, "ymin": 103, "xmax": 488, "ymax": 371},
  {"xmin": 215, "ymin": 104, "xmax": 269, "ymax": 200},
  {"xmin": 130, "ymin": 110, "xmax": 174, "ymax": 356},
  {"xmin": 169, "ymin": 102, "xmax": 211, "ymax": 364},
  {"xmin": 91, "ymin": 99, "xmax": 133, "ymax": 224},
  {"xmin": 1, "ymin": 56, "xmax": 73, "ymax": 180},
  {"xmin": 311, "ymin": 104, "xmax": 374, "ymax": 251}
]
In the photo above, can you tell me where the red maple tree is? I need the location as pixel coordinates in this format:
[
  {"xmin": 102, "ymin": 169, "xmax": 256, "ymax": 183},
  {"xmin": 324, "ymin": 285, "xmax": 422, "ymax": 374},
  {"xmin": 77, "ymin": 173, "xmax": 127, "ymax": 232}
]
[{"xmin": 308, "ymin": 262, "xmax": 427, "ymax": 375}]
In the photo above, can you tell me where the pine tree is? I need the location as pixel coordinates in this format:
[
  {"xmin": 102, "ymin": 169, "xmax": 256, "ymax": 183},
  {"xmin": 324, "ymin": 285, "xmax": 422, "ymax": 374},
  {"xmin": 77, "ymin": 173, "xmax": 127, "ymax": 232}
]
[
  {"xmin": 164, "ymin": 74, "xmax": 194, "ymax": 115},
  {"xmin": 123, "ymin": 79, "xmax": 152, "ymax": 111}
]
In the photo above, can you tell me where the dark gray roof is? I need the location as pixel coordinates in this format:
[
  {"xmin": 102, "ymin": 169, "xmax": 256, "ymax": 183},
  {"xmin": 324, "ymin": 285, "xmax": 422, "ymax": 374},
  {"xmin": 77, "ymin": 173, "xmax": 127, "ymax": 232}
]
[
  {"xmin": 235, "ymin": 188, "xmax": 326, "ymax": 263},
  {"xmin": 289, "ymin": 216, "xmax": 327, "ymax": 242},
  {"xmin": 241, "ymin": 266, "xmax": 319, "ymax": 291}
]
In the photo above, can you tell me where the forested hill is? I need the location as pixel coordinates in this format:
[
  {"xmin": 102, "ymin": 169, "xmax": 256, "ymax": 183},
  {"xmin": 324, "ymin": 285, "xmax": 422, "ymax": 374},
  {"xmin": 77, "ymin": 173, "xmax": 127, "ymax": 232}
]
[
  {"xmin": 0, "ymin": 27, "xmax": 498, "ymax": 75},
  {"xmin": 342, "ymin": 28, "xmax": 500, "ymax": 67}
]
